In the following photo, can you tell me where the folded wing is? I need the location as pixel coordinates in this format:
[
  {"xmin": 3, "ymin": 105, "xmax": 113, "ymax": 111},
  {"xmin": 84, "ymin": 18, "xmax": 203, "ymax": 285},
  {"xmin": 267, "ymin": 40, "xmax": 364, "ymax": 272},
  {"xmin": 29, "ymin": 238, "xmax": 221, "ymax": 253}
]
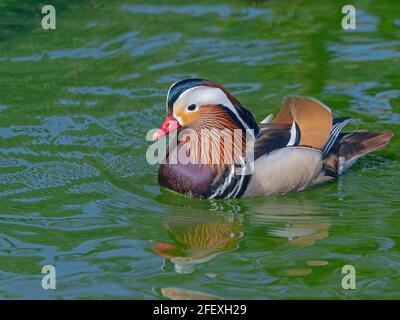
[{"xmin": 272, "ymin": 96, "xmax": 333, "ymax": 150}]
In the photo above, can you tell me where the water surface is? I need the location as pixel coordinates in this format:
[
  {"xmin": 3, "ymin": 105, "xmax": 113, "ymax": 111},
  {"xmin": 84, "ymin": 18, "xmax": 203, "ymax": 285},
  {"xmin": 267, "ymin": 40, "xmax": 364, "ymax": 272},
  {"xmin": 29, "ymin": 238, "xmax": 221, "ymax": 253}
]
[{"xmin": 0, "ymin": 0, "xmax": 399, "ymax": 299}]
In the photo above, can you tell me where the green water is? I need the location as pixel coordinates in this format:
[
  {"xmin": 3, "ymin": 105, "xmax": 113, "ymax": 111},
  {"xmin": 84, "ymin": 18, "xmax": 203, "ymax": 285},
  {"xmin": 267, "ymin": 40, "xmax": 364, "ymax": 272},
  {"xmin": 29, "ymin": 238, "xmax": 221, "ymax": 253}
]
[{"xmin": 0, "ymin": 0, "xmax": 399, "ymax": 299}]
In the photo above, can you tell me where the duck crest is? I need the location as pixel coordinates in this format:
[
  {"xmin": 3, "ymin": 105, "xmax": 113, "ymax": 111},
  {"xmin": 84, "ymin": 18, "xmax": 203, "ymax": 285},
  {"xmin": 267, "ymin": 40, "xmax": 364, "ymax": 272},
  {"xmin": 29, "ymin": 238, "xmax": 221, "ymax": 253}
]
[{"xmin": 166, "ymin": 78, "xmax": 261, "ymax": 139}]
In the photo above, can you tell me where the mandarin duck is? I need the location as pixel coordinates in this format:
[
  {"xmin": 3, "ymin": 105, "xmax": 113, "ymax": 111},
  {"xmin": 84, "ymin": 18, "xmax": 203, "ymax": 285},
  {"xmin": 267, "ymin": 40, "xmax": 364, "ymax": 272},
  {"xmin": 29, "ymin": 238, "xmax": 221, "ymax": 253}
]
[{"xmin": 152, "ymin": 79, "xmax": 394, "ymax": 199}]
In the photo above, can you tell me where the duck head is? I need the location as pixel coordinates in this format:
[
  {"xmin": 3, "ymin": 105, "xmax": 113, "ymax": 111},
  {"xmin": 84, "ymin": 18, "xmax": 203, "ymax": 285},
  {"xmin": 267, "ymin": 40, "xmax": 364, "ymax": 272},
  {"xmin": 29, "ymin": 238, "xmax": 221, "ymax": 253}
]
[{"xmin": 152, "ymin": 79, "xmax": 261, "ymax": 141}]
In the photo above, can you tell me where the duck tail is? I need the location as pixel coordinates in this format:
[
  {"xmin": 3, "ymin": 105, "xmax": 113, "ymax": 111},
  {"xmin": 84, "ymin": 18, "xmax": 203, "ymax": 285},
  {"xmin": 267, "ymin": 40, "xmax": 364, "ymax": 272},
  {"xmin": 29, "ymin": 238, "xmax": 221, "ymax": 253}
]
[{"xmin": 323, "ymin": 131, "xmax": 394, "ymax": 176}]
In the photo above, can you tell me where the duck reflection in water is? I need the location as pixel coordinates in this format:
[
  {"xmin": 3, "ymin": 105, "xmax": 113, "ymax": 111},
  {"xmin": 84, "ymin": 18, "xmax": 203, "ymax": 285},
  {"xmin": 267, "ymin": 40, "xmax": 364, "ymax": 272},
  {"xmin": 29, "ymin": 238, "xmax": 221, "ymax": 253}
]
[
  {"xmin": 154, "ymin": 210, "xmax": 244, "ymax": 274},
  {"xmin": 154, "ymin": 192, "xmax": 331, "ymax": 274},
  {"xmin": 249, "ymin": 196, "xmax": 331, "ymax": 247}
]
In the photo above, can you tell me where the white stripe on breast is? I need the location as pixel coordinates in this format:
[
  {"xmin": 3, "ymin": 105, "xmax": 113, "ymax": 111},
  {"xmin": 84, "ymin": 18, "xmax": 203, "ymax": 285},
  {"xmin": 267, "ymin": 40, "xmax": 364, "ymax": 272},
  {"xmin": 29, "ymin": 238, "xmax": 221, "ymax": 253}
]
[
  {"xmin": 209, "ymin": 165, "xmax": 235, "ymax": 199},
  {"xmin": 226, "ymin": 157, "xmax": 246, "ymax": 199}
]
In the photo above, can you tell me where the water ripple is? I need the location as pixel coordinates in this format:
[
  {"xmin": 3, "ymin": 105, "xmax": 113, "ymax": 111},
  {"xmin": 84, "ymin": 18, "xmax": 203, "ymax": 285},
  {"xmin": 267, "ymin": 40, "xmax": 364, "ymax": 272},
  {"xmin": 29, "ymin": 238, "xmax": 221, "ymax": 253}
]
[
  {"xmin": 149, "ymin": 38, "xmax": 299, "ymax": 70},
  {"xmin": 325, "ymin": 81, "xmax": 400, "ymax": 123},
  {"xmin": 3, "ymin": 32, "xmax": 181, "ymax": 62},
  {"xmin": 328, "ymin": 39, "xmax": 400, "ymax": 61},
  {"xmin": 0, "ymin": 161, "xmax": 99, "ymax": 191},
  {"xmin": 67, "ymin": 86, "xmax": 164, "ymax": 99},
  {"xmin": 121, "ymin": 4, "xmax": 273, "ymax": 21}
]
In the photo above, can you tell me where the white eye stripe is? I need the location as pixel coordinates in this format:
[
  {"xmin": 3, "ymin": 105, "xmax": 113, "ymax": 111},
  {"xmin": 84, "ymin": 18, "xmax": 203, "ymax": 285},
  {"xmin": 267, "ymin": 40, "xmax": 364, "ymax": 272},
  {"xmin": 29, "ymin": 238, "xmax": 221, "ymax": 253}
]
[
  {"xmin": 177, "ymin": 86, "xmax": 230, "ymax": 108},
  {"xmin": 174, "ymin": 86, "xmax": 255, "ymax": 139}
]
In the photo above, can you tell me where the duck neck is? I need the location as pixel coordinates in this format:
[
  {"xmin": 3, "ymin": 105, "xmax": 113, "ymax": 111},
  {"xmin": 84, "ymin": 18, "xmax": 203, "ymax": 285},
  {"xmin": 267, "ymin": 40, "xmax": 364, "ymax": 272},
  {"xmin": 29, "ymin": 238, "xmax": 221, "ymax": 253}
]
[{"xmin": 176, "ymin": 122, "xmax": 246, "ymax": 169}]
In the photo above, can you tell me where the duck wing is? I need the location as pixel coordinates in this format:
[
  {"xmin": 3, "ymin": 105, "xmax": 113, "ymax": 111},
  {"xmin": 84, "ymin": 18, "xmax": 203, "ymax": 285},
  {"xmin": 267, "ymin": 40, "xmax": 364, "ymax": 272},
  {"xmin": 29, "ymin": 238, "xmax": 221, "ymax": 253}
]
[
  {"xmin": 253, "ymin": 123, "xmax": 293, "ymax": 160},
  {"xmin": 246, "ymin": 96, "xmax": 339, "ymax": 196},
  {"xmin": 254, "ymin": 96, "xmax": 334, "ymax": 159}
]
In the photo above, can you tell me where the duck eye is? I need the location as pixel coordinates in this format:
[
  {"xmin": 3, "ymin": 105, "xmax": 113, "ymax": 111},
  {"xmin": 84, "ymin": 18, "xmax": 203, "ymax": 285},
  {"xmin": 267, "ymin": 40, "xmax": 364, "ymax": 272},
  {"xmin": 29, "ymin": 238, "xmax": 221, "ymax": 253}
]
[{"xmin": 187, "ymin": 104, "xmax": 197, "ymax": 111}]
